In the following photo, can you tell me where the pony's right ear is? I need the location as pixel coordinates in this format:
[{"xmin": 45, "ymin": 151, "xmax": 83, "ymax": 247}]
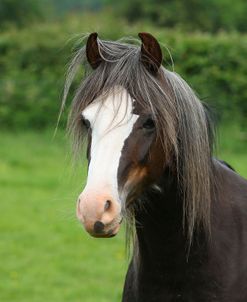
[{"xmin": 86, "ymin": 32, "xmax": 102, "ymax": 69}]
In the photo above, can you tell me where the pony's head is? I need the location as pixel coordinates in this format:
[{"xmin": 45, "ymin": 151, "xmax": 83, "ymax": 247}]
[{"xmin": 62, "ymin": 33, "xmax": 214, "ymax": 240}]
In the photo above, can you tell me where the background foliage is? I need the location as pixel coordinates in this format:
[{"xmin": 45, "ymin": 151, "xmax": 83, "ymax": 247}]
[
  {"xmin": 116, "ymin": 0, "xmax": 247, "ymax": 33},
  {"xmin": 0, "ymin": 13, "xmax": 246, "ymax": 129},
  {"xmin": 0, "ymin": 0, "xmax": 45, "ymax": 29},
  {"xmin": 2, "ymin": 0, "xmax": 247, "ymax": 33}
]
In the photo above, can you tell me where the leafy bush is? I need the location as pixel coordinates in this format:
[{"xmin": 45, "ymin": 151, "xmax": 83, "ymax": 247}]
[
  {"xmin": 115, "ymin": 0, "xmax": 247, "ymax": 33},
  {"xmin": 0, "ymin": 0, "xmax": 46, "ymax": 29},
  {"xmin": 0, "ymin": 13, "xmax": 246, "ymax": 129}
]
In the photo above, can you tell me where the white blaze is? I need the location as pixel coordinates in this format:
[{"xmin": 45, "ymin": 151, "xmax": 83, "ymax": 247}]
[{"xmin": 82, "ymin": 87, "xmax": 139, "ymax": 203}]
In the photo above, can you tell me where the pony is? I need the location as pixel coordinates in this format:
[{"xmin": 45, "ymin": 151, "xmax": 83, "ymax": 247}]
[{"xmin": 62, "ymin": 32, "xmax": 247, "ymax": 301}]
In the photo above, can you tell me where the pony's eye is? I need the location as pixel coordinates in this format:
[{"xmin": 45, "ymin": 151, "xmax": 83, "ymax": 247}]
[
  {"xmin": 143, "ymin": 118, "xmax": 155, "ymax": 130},
  {"xmin": 82, "ymin": 118, "xmax": 90, "ymax": 129}
]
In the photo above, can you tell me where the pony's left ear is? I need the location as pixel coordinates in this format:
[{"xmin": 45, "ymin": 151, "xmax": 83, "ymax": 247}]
[
  {"xmin": 86, "ymin": 32, "xmax": 102, "ymax": 69},
  {"xmin": 138, "ymin": 32, "xmax": 162, "ymax": 74}
]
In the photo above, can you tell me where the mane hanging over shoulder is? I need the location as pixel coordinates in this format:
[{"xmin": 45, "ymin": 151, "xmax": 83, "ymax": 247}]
[{"xmin": 61, "ymin": 33, "xmax": 215, "ymax": 243}]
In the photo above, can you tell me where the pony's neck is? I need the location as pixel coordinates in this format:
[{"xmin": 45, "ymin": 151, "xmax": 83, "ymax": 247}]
[
  {"xmin": 135, "ymin": 170, "xmax": 183, "ymax": 262},
  {"xmin": 134, "ymin": 169, "xmax": 206, "ymax": 268},
  {"xmin": 130, "ymin": 169, "xmax": 217, "ymax": 302}
]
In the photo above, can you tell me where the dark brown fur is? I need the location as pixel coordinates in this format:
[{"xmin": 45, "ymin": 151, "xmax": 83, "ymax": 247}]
[{"xmin": 122, "ymin": 161, "xmax": 247, "ymax": 302}]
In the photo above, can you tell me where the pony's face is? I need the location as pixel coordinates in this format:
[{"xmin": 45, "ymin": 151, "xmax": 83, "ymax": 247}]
[{"xmin": 77, "ymin": 87, "xmax": 164, "ymax": 237}]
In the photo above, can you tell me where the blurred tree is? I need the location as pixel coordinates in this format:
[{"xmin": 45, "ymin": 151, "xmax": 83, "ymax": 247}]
[
  {"xmin": 115, "ymin": 0, "xmax": 247, "ymax": 32},
  {"xmin": 48, "ymin": 0, "xmax": 110, "ymax": 14},
  {"xmin": 1, "ymin": 0, "xmax": 246, "ymax": 33},
  {"xmin": 0, "ymin": 0, "xmax": 46, "ymax": 29}
]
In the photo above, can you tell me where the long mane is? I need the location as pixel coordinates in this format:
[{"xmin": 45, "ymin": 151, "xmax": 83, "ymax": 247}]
[{"xmin": 61, "ymin": 35, "xmax": 215, "ymax": 243}]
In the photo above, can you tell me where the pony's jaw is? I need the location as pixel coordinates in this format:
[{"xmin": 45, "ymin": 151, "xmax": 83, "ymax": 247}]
[{"xmin": 77, "ymin": 86, "xmax": 139, "ymax": 237}]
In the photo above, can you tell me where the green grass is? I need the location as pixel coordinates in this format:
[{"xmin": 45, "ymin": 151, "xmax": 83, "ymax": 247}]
[
  {"xmin": 0, "ymin": 126, "xmax": 246, "ymax": 302},
  {"xmin": 0, "ymin": 130, "xmax": 127, "ymax": 302}
]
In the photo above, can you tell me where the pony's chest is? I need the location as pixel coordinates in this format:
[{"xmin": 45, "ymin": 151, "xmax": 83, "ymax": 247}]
[{"xmin": 122, "ymin": 261, "xmax": 221, "ymax": 302}]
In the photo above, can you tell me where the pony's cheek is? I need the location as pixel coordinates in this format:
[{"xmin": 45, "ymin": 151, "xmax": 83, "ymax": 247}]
[
  {"xmin": 120, "ymin": 166, "xmax": 149, "ymax": 203},
  {"xmin": 127, "ymin": 166, "xmax": 148, "ymax": 186},
  {"xmin": 122, "ymin": 140, "xmax": 166, "ymax": 195},
  {"xmin": 134, "ymin": 131, "xmax": 156, "ymax": 164}
]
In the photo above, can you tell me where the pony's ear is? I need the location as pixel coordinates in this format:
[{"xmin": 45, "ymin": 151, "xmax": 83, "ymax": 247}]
[
  {"xmin": 86, "ymin": 32, "xmax": 102, "ymax": 69},
  {"xmin": 138, "ymin": 32, "xmax": 162, "ymax": 74}
]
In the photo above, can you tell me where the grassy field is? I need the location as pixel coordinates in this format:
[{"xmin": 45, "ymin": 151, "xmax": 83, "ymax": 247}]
[
  {"xmin": 0, "ymin": 130, "xmax": 127, "ymax": 302},
  {"xmin": 0, "ymin": 126, "xmax": 246, "ymax": 302}
]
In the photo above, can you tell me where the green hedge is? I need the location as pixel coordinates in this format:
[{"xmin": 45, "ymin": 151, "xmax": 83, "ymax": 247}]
[{"xmin": 0, "ymin": 13, "xmax": 246, "ymax": 129}]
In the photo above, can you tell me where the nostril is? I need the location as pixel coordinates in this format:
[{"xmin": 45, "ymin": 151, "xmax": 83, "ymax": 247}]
[
  {"xmin": 94, "ymin": 221, "xmax": 105, "ymax": 234},
  {"xmin": 104, "ymin": 200, "xmax": 111, "ymax": 211}
]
